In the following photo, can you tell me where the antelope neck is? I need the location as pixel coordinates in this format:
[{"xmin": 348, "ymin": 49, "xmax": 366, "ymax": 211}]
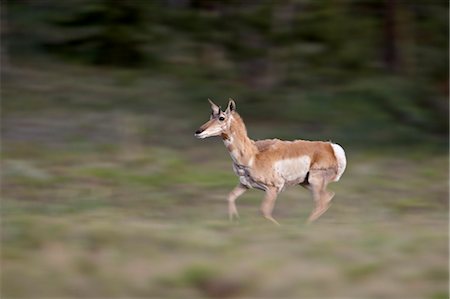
[{"xmin": 221, "ymin": 114, "xmax": 256, "ymax": 167}]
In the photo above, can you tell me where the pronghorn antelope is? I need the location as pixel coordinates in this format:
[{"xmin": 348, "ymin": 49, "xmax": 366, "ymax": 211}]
[{"xmin": 194, "ymin": 99, "xmax": 346, "ymax": 224}]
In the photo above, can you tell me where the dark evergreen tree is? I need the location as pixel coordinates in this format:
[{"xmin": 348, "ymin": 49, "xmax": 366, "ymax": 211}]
[{"xmin": 46, "ymin": 0, "xmax": 148, "ymax": 67}]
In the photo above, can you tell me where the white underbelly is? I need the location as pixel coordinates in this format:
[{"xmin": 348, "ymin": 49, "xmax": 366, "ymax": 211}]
[{"xmin": 274, "ymin": 156, "xmax": 311, "ymax": 186}]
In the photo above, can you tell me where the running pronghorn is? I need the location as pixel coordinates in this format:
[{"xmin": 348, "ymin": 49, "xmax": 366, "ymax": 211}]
[{"xmin": 195, "ymin": 99, "xmax": 346, "ymax": 225}]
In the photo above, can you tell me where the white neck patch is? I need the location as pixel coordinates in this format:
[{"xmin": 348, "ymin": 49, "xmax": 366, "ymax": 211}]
[{"xmin": 223, "ymin": 134, "xmax": 234, "ymax": 147}]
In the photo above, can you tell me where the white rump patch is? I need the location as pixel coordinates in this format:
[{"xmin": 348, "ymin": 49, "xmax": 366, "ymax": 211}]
[
  {"xmin": 331, "ymin": 143, "xmax": 347, "ymax": 181},
  {"xmin": 274, "ymin": 156, "xmax": 311, "ymax": 183}
]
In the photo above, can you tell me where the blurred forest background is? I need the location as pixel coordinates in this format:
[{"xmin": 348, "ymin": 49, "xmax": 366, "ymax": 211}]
[{"xmin": 1, "ymin": 1, "xmax": 449, "ymax": 299}]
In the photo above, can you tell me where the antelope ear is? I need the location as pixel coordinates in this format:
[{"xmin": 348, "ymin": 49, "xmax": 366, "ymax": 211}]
[
  {"xmin": 225, "ymin": 98, "xmax": 236, "ymax": 114},
  {"xmin": 208, "ymin": 98, "xmax": 220, "ymax": 115}
]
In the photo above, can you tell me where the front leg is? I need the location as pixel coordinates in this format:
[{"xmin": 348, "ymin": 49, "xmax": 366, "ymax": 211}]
[
  {"xmin": 227, "ymin": 184, "xmax": 248, "ymax": 221},
  {"xmin": 260, "ymin": 186, "xmax": 280, "ymax": 226}
]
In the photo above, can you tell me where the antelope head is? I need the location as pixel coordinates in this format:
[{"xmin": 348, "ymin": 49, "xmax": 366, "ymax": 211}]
[{"xmin": 194, "ymin": 99, "xmax": 236, "ymax": 139}]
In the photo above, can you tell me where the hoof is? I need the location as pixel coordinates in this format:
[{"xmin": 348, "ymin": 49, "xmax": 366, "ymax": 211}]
[
  {"xmin": 228, "ymin": 212, "xmax": 240, "ymax": 223},
  {"xmin": 307, "ymin": 204, "xmax": 331, "ymax": 224},
  {"xmin": 264, "ymin": 215, "xmax": 281, "ymax": 226}
]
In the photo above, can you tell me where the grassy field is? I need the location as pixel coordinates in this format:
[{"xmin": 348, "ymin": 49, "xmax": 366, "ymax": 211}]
[{"xmin": 1, "ymin": 61, "xmax": 448, "ymax": 299}]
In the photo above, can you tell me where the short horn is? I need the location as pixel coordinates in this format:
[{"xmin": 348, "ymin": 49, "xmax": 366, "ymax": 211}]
[{"xmin": 208, "ymin": 98, "xmax": 220, "ymax": 114}]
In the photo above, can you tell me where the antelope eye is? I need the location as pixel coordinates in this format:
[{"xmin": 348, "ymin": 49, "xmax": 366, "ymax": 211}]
[{"xmin": 219, "ymin": 116, "xmax": 225, "ymax": 121}]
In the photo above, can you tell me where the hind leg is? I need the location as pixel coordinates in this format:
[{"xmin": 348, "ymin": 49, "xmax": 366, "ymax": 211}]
[
  {"xmin": 306, "ymin": 170, "xmax": 335, "ymax": 223},
  {"xmin": 307, "ymin": 184, "xmax": 330, "ymax": 223}
]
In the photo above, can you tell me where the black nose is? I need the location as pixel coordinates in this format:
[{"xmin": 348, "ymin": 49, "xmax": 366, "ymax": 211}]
[{"xmin": 195, "ymin": 129, "xmax": 203, "ymax": 135}]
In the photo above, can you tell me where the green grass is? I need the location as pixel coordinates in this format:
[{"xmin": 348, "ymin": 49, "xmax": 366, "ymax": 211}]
[{"xmin": 2, "ymin": 141, "xmax": 448, "ymax": 298}]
